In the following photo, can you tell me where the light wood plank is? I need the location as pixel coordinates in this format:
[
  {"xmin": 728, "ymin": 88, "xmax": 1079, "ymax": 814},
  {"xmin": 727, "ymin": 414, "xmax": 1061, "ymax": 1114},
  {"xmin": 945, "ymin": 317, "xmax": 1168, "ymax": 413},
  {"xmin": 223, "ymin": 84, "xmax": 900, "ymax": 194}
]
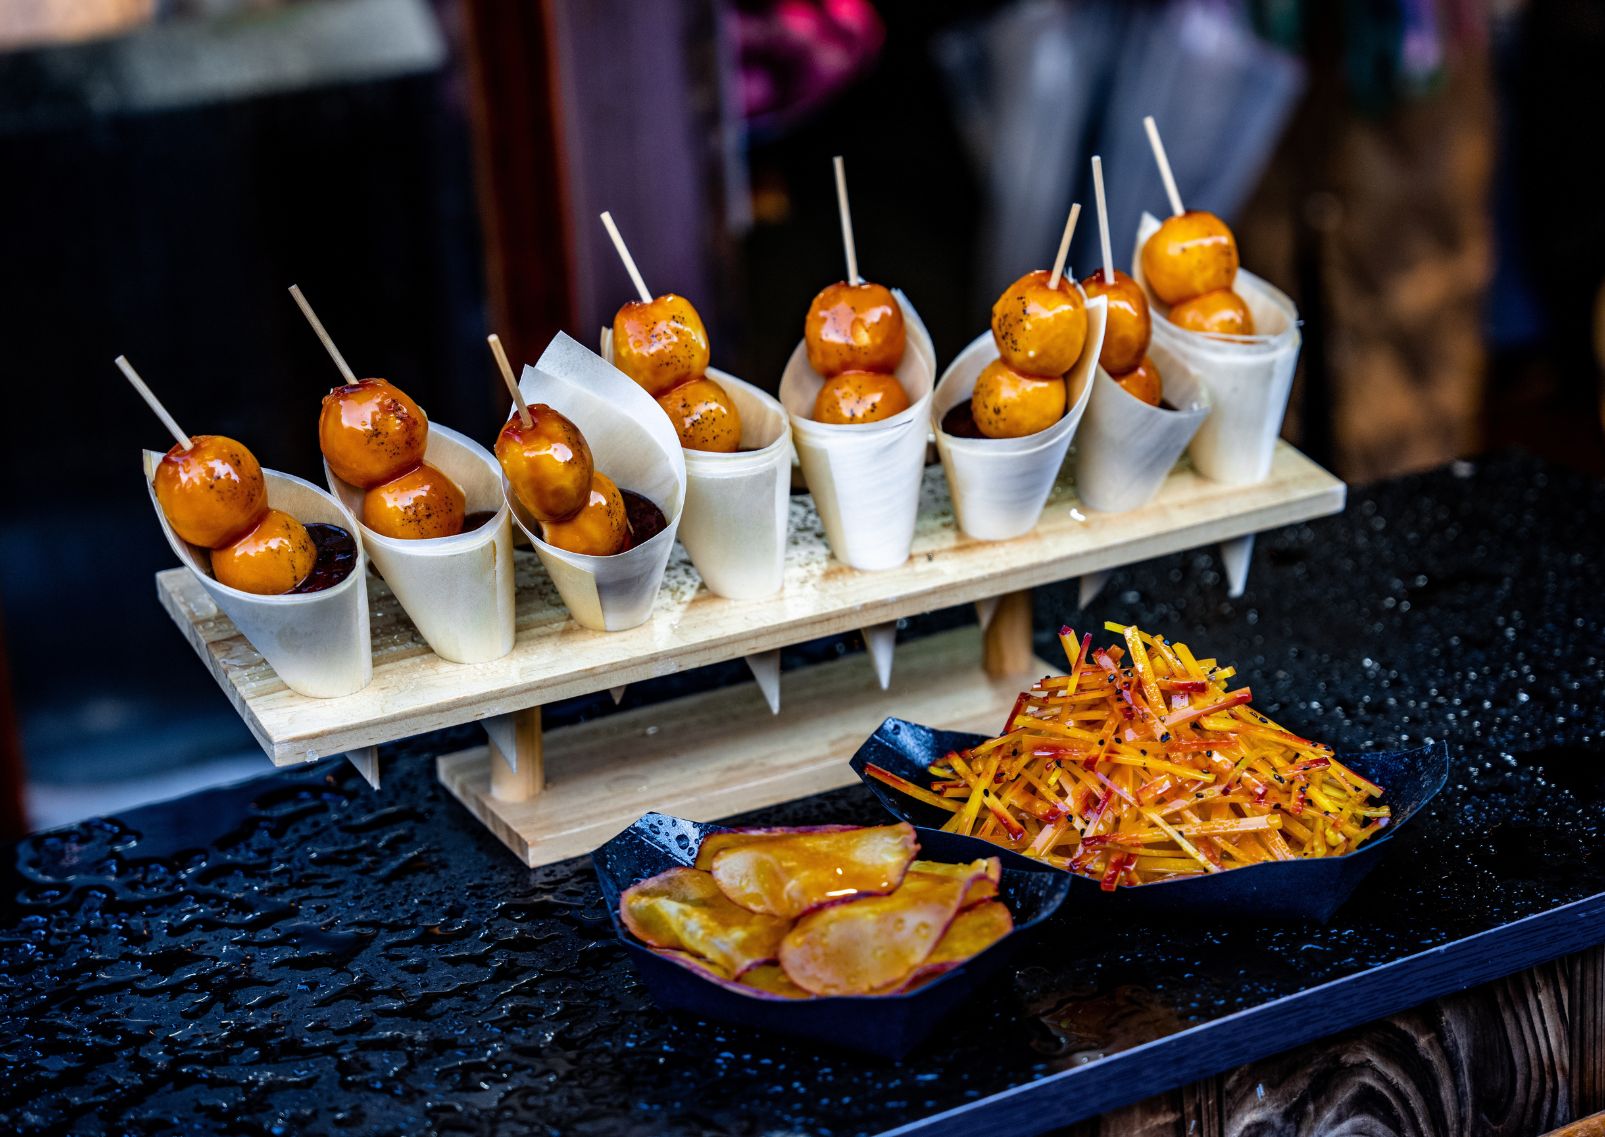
[
  {"xmin": 156, "ymin": 443, "xmax": 1344, "ymax": 764},
  {"xmin": 436, "ymin": 625, "xmax": 1046, "ymax": 866}
]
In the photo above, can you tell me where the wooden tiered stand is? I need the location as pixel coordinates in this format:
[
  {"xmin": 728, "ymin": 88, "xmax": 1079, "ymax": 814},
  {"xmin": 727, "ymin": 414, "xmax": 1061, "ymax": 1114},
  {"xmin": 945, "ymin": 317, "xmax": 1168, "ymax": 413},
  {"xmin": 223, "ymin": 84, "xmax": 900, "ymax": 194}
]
[{"xmin": 155, "ymin": 443, "xmax": 1343, "ymax": 866}]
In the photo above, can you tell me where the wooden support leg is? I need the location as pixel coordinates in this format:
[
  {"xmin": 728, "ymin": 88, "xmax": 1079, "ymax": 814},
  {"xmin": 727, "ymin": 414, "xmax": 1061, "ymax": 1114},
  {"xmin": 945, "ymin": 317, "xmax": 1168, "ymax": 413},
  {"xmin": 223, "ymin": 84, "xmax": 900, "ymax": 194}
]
[
  {"xmin": 982, "ymin": 589, "xmax": 1035, "ymax": 677},
  {"xmin": 489, "ymin": 706, "xmax": 543, "ymax": 802}
]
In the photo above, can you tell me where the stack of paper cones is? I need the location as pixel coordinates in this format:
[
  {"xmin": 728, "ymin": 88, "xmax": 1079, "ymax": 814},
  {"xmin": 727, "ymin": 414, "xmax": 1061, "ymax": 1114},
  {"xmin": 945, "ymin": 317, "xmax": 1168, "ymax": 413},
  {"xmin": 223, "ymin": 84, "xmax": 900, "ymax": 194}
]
[
  {"xmin": 602, "ymin": 331, "xmax": 791, "ymax": 601},
  {"xmin": 325, "ymin": 423, "xmax": 515, "ymax": 664},
  {"xmin": 932, "ymin": 294, "xmax": 1107, "ymax": 541},
  {"xmin": 778, "ymin": 290, "xmax": 937, "ymax": 571},
  {"xmin": 507, "ymin": 332, "xmax": 687, "ymax": 632},
  {"xmin": 1132, "ymin": 212, "xmax": 1302, "ymax": 485},
  {"xmin": 144, "ymin": 452, "xmax": 373, "ymax": 698}
]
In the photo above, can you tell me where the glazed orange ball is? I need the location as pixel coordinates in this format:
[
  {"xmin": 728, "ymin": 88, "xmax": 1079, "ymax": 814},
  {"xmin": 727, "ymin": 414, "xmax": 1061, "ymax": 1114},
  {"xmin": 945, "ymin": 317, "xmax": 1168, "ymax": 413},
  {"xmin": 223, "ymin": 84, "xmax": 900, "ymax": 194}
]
[
  {"xmin": 211, "ymin": 509, "xmax": 315, "ymax": 595},
  {"xmin": 319, "ymin": 378, "xmax": 429, "ymax": 489},
  {"xmin": 1170, "ymin": 289, "xmax": 1256, "ymax": 336},
  {"xmin": 804, "ymin": 281, "xmax": 905, "ymax": 376},
  {"xmin": 1140, "ymin": 211, "xmax": 1239, "ymax": 306},
  {"xmin": 990, "ymin": 270, "xmax": 1088, "ymax": 377},
  {"xmin": 656, "ymin": 375, "xmax": 742, "ymax": 452},
  {"xmin": 971, "ymin": 358, "xmax": 1067, "ymax": 439},
  {"xmin": 812, "ymin": 369, "xmax": 910, "ymax": 425},
  {"xmin": 154, "ymin": 434, "xmax": 269, "ymax": 548},
  {"xmin": 540, "ymin": 471, "xmax": 628, "ymax": 556},
  {"xmin": 1111, "ymin": 356, "xmax": 1163, "ymax": 407},
  {"xmin": 612, "ymin": 294, "xmax": 711, "ymax": 397},
  {"xmin": 1079, "ymin": 269, "xmax": 1152, "ymax": 374},
  {"xmin": 361, "ymin": 462, "xmax": 466, "ymax": 540},
  {"xmin": 496, "ymin": 404, "xmax": 595, "ymax": 523}
]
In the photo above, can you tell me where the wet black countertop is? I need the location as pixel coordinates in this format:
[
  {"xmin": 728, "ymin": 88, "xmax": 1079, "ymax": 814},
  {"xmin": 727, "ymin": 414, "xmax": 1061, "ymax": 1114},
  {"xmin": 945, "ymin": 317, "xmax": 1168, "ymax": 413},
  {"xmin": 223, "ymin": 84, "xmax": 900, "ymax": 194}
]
[{"xmin": 5, "ymin": 452, "xmax": 1604, "ymax": 1136}]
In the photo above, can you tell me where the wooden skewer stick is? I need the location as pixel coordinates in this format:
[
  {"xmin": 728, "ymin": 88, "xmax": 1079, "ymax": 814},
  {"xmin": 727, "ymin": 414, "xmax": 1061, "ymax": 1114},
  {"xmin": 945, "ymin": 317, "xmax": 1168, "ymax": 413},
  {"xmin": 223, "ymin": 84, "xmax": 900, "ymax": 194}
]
[
  {"xmin": 1143, "ymin": 115, "xmax": 1185, "ymax": 218},
  {"xmin": 1046, "ymin": 202, "xmax": 1081, "ymax": 290},
  {"xmin": 487, "ymin": 333, "xmax": 532, "ymax": 428},
  {"xmin": 116, "ymin": 355, "xmax": 195, "ymax": 451},
  {"xmin": 599, "ymin": 211, "xmax": 652, "ymax": 303},
  {"xmin": 832, "ymin": 155, "xmax": 861, "ymax": 285},
  {"xmin": 288, "ymin": 284, "xmax": 358, "ymax": 385},
  {"xmin": 1091, "ymin": 155, "xmax": 1116, "ymax": 286}
]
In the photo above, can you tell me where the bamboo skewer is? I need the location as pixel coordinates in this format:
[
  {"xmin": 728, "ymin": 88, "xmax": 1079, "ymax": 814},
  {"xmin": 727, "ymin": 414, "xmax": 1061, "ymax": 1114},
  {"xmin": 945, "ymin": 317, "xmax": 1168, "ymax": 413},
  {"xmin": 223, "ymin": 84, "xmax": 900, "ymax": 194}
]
[
  {"xmin": 487, "ymin": 334, "xmax": 532, "ymax": 428},
  {"xmin": 1143, "ymin": 115, "xmax": 1186, "ymax": 218},
  {"xmin": 115, "ymin": 355, "xmax": 194, "ymax": 451},
  {"xmin": 1091, "ymin": 155, "xmax": 1116, "ymax": 286},
  {"xmin": 1047, "ymin": 202, "xmax": 1082, "ymax": 290},
  {"xmin": 599, "ymin": 211, "xmax": 653, "ymax": 304},
  {"xmin": 832, "ymin": 155, "xmax": 861, "ymax": 285},
  {"xmin": 288, "ymin": 284, "xmax": 358, "ymax": 385}
]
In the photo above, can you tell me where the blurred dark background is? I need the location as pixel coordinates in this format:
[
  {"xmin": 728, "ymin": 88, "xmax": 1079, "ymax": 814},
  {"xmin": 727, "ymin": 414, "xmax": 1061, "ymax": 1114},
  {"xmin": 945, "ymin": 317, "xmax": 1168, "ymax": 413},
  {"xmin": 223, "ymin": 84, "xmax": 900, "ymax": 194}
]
[{"xmin": 0, "ymin": 0, "xmax": 1600, "ymax": 833}]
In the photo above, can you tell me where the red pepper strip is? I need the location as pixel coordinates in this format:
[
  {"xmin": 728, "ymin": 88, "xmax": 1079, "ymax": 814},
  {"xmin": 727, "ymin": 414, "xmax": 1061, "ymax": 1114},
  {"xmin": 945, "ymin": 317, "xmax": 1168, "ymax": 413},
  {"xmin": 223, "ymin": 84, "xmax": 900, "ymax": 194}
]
[
  {"xmin": 1100, "ymin": 853, "xmax": 1134, "ymax": 892},
  {"xmin": 1164, "ymin": 688, "xmax": 1253, "ymax": 728},
  {"xmin": 1157, "ymin": 678, "xmax": 1209, "ymax": 694},
  {"xmin": 1001, "ymin": 691, "xmax": 1029, "ymax": 735}
]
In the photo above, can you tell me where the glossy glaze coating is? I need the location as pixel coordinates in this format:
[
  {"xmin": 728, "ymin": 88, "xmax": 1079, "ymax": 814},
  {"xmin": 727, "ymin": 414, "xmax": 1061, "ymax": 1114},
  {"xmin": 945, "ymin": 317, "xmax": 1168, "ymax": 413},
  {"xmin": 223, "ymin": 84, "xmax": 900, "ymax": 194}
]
[
  {"xmin": 811, "ymin": 369, "xmax": 910, "ymax": 425},
  {"xmin": 804, "ymin": 281, "xmax": 905, "ymax": 377},
  {"xmin": 209, "ymin": 507, "xmax": 315, "ymax": 594},
  {"xmin": 1140, "ymin": 210, "xmax": 1240, "ymax": 305},
  {"xmin": 1111, "ymin": 355, "xmax": 1164, "ymax": 407},
  {"xmin": 319, "ymin": 378, "xmax": 430, "ymax": 489},
  {"xmin": 153, "ymin": 434, "xmax": 269, "ymax": 548},
  {"xmin": 540, "ymin": 470, "xmax": 628, "ymax": 556},
  {"xmin": 612, "ymin": 294, "xmax": 711, "ymax": 397},
  {"xmin": 496, "ymin": 405, "xmax": 595, "ymax": 523},
  {"xmin": 361, "ymin": 462, "xmax": 466, "ymax": 540},
  {"xmin": 656, "ymin": 376, "xmax": 742, "ymax": 452},
  {"xmin": 989, "ymin": 270, "xmax": 1087, "ymax": 377},
  {"xmin": 971, "ymin": 358, "xmax": 1067, "ymax": 438},
  {"xmin": 1170, "ymin": 288, "xmax": 1256, "ymax": 337},
  {"xmin": 1079, "ymin": 269, "xmax": 1152, "ymax": 374}
]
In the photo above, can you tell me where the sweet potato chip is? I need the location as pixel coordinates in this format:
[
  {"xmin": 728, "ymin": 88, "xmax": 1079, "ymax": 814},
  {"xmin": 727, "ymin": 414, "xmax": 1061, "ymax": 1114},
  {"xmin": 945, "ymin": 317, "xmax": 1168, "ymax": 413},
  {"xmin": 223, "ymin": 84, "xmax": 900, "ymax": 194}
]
[
  {"xmin": 737, "ymin": 964, "xmax": 809, "ymax": 999},
  {"xmin": 692, "ymin": 825, "xmax": 858, "ymax": 870},
  {"xmin": 709, "ymin": 822, "xmax": 918, "ymax": 918},
  {"xmin": 777, "ymin": 867, "xmax": 978, "ymax": 996},
  {"xmin": 876, "ymin": 900, "xmax": 1016, "ymax": 994},
  {"xmin": 909, "ymin": 857, "xmax": 1001, "ymax": 908},
  {"xmin": 621, "ymin": 867, "xmax": 790, "ymax": 977},
  {"xmin": 650, "ymin": 947, "xmax": 733, "ymax": 982}
]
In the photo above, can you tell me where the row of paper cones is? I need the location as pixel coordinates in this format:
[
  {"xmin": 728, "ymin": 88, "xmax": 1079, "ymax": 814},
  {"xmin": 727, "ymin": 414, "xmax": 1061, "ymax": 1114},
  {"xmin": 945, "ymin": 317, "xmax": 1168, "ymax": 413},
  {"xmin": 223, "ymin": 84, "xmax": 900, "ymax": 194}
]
[{"xmin": 146, "ymin": 218, "xmax": 1299, "ymax": 707}]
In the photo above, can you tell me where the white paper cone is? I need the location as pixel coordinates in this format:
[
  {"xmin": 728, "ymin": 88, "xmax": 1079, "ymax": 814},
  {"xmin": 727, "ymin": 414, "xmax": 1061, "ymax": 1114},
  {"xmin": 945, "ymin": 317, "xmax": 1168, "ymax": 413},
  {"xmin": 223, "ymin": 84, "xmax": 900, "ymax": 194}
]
[
  {"xmin": 144, "ymin": 451, "xmax": 373, "ymax": 699},
  {"xmin": 346, "ymin": 747, "xmax": 380, "ymax": 789},
  {"xmin": 778, "ymin": 290, "xmax": 937, "ymax": 571},
  {"xmin": 1073, "ymin": 340, "xmax": 1212, "ymax": 513},
  {"xmin": 1220, "ymin": 532, "xmax": 1255, "ymax": 598},
  {"xmin": 931, "ymin": 294, "xmax": 1106, "ymax": 541},
  {"xmin": 1132, "ymin": 212, "xmax": 1302, "ymax": 485},
  {"xmin": 506, "ymin": 332, "xmax": 687, "ymax": 632},
  {"xmin": 744, "ymin": 649, "xmax": 782, "ymax": 715},
  {"xmin": 602, "ymin": 328, "xmax": 792, "ymax": 600},
  {"xmin": 325, "ymin": 423, "xmax": 514, "ymax": 665},
  {"xmin": 863, "ymin": 621, "xmax": 897, "ymax": 690}
]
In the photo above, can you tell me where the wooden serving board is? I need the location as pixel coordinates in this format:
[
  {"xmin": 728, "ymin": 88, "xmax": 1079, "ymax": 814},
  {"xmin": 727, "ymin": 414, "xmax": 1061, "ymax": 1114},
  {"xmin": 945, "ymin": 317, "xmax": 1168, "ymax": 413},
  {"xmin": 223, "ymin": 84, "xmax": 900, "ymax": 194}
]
[{"xmin": 155, "ymin": 441, "xmax": 1343, "ymax": 767}]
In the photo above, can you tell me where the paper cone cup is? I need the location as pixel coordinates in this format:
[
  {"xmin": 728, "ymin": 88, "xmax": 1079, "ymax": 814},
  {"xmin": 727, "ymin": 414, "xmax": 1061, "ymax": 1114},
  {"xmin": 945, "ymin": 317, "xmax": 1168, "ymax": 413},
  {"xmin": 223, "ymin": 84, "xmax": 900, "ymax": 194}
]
[
  {"xmin": 324, "ymin": 423, "xmax": 514, "ymax": 664},
  {"xmin": 1072, "ymin": 339, "xmax": 1212, "ymax": 513},
  {"xmin": 778, "ymin": 289, "xmax": 937, "ymax": 571},
  {"xmin": 931, "ymin": 294, "xmax": 1106, "ymax": 541},
  {"xmin": 1132, "ymin": 211, "xmax": 1302, "ymax": 485},
  {"xmin": 506, "ymin": 332, "xmax": 687, "ymax": 632},
  {"xmin": 144, "ymin": 451, "xmax": 373, "ymax": 699},
  {"xmin": 602, "ymin": 330, "xmax": 791, "ymax": 601}
]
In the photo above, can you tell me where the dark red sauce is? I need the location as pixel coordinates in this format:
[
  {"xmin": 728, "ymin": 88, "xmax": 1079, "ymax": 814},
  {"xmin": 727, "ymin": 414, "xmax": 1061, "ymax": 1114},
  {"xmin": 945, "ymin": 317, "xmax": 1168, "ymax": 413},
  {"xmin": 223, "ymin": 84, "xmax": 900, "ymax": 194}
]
[
  {"xmin": 940, "ymin": 401, "xmax": 986, "ymax": 439},
  {"xmin": 463, "ymin": 509, "xmax": 498, "ymax": 533},
  {"xmin": 620, "ymin": 489, "xmax": 668, "ymax": 550},
  {"xmin": 291, "ymin": 523, "xmax": 359, "ymax": 594}
]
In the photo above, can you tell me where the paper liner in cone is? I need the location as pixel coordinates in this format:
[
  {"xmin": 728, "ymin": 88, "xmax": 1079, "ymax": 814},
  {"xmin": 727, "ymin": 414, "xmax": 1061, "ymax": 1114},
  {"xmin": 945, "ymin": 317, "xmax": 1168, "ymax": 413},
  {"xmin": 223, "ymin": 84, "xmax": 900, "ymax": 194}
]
[
  {"xmin": 1073, "ymin": 338, "xmax": 1211, "ymax": 513},
  {"xmin": 931, "ymin": 294, "xmax": 1106, "ymax": 541},
  {"xmin": 506, "ymin": 332, "xmax": 687, "ymax": 632},
  {"xmin": 325, "ymin": 423, "xmax": 514, "ymax": 664},
  {"xmin": 1132, "ymin": 211, "xmax": 1302, "ymax": 485},
  {"xmin": 143, "ymin": 451, "xmax": 373, "ymax": 699},
  {"xmin": 778, "ymin": 289, "xmax": 937, "ymax": 571},
  {"xmin": 602, "ymin": 329, "xmax": 792, "ymax": 601}
]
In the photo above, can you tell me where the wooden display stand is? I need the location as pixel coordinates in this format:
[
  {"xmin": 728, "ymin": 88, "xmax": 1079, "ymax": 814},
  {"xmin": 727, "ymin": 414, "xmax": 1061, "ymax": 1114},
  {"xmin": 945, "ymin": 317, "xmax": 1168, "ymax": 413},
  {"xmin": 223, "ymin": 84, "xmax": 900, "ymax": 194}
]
[{"xmin": 155, "ymin": 442, "xmax": 1344, "ymax": 866}]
